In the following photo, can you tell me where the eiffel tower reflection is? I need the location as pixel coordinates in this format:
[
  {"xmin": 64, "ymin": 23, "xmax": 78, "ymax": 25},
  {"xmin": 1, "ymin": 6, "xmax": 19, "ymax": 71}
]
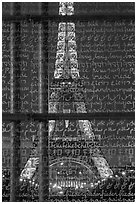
[{"xmin": 20, "ymin": 2, "xmax": 113, "ymax": 194}]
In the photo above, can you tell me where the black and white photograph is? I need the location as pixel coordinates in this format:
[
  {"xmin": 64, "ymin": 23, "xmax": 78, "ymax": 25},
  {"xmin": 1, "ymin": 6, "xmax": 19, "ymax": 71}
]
[{"xmin": 2, "ymin": 1, "xmax": 135, "ymax": 202}]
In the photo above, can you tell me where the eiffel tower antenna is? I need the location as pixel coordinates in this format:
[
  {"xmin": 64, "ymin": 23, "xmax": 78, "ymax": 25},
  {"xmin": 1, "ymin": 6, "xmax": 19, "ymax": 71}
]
[{"xmin": 20, "ymin": 2, "xmax": 113, "ymax": 191}]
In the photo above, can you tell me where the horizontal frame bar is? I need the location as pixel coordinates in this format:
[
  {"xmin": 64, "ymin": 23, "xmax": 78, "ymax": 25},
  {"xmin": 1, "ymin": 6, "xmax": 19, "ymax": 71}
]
[
  {"xmin": 2, "ymin": 112, "xmax": 135, "ymax": 121},
  {"xmin": 2, "ymin": 14, "xmax": 135, "ymax": 22}
]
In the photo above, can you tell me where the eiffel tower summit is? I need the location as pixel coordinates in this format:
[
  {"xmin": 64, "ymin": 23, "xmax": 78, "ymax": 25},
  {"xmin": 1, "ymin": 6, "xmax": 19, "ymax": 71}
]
[{"xmin": 20, "ymin": 2, "xmax": 113, "ymax": 194}]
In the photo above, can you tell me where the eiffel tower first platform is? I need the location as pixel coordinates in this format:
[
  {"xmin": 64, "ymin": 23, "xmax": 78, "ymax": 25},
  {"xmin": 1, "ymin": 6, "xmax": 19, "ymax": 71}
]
[{"xmin": 20, "ymin": 2, "xmax": 113, "ymax": 195}]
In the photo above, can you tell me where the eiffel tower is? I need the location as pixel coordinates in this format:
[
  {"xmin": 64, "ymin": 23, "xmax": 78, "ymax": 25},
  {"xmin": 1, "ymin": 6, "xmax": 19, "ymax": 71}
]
[{"xmin": 20, "ymin": 2, "xmax": 113, "ymax": 192}]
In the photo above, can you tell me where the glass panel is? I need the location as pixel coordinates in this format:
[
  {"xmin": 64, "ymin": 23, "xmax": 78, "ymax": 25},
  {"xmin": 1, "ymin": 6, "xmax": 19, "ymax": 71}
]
[
  {"xmin": 2, "ymin": 21, "xmax": 48, "ymax": 113},
  {"xmin": 48, "ymin": 19, "xmax": 135, "ymax": 113},
  {"xmin": 4, "ymin": 119, "xmax": 133, "ymax": 201},
  {"xmin": 74, "ymin": 2, "xmax": 135, "ymax": 15},
  {"xmin": 2, "ymin": 121, "xmax": 40, "ymax": 201},
  {"xmin": 76, "ymin": 19, "xmax": 135, "ymax": 113},
  {"xmin": 3, "ymin": 13, "xmax": 135, "ymax": 114},
  {"xmin": 2, "ymin": 22, "xmax": 11, "ymax": 113}
]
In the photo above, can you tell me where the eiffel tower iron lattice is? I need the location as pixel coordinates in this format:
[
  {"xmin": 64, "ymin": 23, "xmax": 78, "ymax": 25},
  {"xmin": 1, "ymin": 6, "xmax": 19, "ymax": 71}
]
[{"xmin": 20, "ymin": 2, "xmax": 113, "ymax": 192}]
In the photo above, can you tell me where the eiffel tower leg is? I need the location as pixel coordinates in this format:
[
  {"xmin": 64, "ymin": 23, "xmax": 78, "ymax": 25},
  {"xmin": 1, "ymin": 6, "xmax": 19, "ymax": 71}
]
[
  {"xmin": 75, "ymin": 101, "xmax": 113, "ymax": 179},
  {"xmin": 75, "ymin": 101, "xmax": 95, "ymax": 139},
  {"xmin": 49, "ymin": 88, "xmax": 61, "ymax": 136}
]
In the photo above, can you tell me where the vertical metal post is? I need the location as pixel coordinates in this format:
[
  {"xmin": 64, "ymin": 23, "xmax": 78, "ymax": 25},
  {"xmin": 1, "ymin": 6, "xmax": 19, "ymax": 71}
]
[
  {"xmin": 39, "ymin": 3, "xmax": 49, "ymax": 201},
  {"xmin": 10, "ymin": 122, "xmax": 20, "ymax": 201},
  {"xmin": 10, "ymin": 3, "xmax": 21, "ymax": 201},
  {"xmin": 38, "ymin": 23, "xmax": 43, "ymax": 114},
  {"xmin": 10, "ymin": 5, "xmax": 14, "ymax": 114},
  {"xmin": 39, "ymin": 122, "xmax": 49, "ymax": 201}
]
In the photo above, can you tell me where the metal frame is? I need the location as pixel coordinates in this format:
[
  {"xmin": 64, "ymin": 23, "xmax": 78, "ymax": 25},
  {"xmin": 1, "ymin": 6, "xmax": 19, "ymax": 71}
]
[
  {"xmin": 2, "ymin": 112, "xmax": 135, "ymax": 121},
  {"xmin": 2, "ymin": 2, "xmax": 135, "ymax": 202}
]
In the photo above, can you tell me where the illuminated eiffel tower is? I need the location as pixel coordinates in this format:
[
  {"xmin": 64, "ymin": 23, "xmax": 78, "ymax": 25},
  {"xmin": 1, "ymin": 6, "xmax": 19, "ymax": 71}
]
[{"xmin": 20, "ymin": 2, "xmax": 113, "ymax": 191}]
